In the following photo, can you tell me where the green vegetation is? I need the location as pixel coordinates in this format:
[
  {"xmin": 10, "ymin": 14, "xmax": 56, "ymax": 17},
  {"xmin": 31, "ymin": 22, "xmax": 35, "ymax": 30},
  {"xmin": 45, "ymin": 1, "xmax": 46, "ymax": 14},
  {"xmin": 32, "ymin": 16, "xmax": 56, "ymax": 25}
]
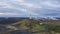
[
  {"xmin": 28, "ymin": 24, "xmax": 46, "ymax": 32},
  {"xmin": 48, "ymin": 25, "xmax": 60, "ymax": 32},
  {"xmin": 10, "ymin": 19, "xmax": 60, "ymax": 33},
  {"xmin": 28, "ymin": 20, "xmax": 46, "ymax": 32},
  {"xmin": 11, "ymin": 19, "xmax": 46, "ymax": 32}
]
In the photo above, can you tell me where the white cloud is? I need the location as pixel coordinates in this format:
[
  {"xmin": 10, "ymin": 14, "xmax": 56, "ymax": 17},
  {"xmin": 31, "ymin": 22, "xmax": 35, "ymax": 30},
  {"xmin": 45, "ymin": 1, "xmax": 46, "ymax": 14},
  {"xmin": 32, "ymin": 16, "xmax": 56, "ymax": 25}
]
[
  {"xmin": 13, "ymin": 0, "xmax": 25, "ymax": 3},
  {"xmin": 0, "ymin": 13, "xmax": 21, "ymax": 15},
  {"xmin": 22, "ymin": 3, "xmax": 34, "ymax": 8},
  {"xmin": 0, "ymin": 0, "xmax": 59, "ymax": 17},
  {"xmin": 41, "ymin": 0, "xmax": 60, "ymax": 9},
  {"xmin": 12, "ymin": 0, "xmax": 38, "ymax": 8},
  {"xmin": 0, "ymin": 13, "xmax": 4, "ymax": 14},
  {"xmin": 45, "ymin": 1, "xmax": 60, "ymax": 8},
  {"xmin": 0, "ymin": 2, "xmax": 15, "ymax": 8}
]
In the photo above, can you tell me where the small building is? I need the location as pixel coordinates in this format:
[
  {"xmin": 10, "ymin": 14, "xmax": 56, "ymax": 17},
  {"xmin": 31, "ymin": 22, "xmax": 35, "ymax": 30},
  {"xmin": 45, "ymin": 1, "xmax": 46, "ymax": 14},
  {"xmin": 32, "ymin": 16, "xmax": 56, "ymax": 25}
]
[{"xmin": 40, "ymin": 23, "xmax": 43, "ymax": 25}]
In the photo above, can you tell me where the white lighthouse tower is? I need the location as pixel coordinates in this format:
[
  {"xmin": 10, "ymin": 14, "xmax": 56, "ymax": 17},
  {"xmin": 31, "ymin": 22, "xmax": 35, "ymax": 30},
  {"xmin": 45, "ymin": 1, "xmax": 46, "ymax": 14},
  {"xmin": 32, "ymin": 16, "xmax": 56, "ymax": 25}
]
[{"xmin": 29, "ymin": 13, "xmax": 32, "ymax": 19}]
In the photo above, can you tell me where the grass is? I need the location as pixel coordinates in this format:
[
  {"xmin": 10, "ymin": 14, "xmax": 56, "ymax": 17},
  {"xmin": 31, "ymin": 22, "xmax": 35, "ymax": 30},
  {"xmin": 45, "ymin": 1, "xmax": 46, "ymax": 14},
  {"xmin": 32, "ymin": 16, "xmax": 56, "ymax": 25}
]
[
  {"xmin": 28, "ymin": 20, "xmax": 46, "ymax": 32},
  {"xmin": 28, "ymin": 19, "xmax": 60, "ymax": 33},
  {"xmin": 28, "ymin": 24, "xmax": 46, "ymax": 32},
  {"xmin": 48, "ymin": 25, "xmax": 60, "ymax": 32},
  {"xmin": 28, "ymin": 20, "xmax": 60, "ymax": 33}
]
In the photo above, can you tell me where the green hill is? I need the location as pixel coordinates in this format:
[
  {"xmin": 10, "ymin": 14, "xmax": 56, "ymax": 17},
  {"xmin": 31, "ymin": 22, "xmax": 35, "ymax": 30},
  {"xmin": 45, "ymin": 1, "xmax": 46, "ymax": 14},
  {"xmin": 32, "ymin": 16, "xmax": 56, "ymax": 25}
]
[{"xmin": 10, "ymin": 19, "xmax": 46, "ymax": 32}]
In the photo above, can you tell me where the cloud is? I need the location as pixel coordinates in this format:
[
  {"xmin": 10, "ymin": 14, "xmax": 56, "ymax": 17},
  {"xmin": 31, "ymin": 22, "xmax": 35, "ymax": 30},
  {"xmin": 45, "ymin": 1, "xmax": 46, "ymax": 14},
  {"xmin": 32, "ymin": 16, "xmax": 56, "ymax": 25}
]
[
  {"xmin": 21, "ymin": 3, "xmax": 34, "ymax": 8},
  {"xmin": 0, "ymin": 0, "xmax": 60, "ymax": 17},
  {"xmin": 0, "ymin": 13, "xmax": 20, "ymax": 15},
  {"xmin": 12, "ymin": 0, "xmax": 39, "ymax": 8},
  {"xmin": 0, "ymin": 12, "xmax": 30, "ymax": 17},
  {"xmin": 13, "ymin": 0, "xmax": 25, "ymax": 3},
  {"xmin": 0, "ymin": 1, "xmax": 15, "ymax": 8},
  {"xmin": 40, "ymin": 0, "xmax": 60, "ymax": 9}
]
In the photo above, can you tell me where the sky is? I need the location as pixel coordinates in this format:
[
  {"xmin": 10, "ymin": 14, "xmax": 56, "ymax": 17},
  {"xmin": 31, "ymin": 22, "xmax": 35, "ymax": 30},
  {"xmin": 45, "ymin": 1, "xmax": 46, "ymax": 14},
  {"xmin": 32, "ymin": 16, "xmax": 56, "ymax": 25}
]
[{"xmin": 0, "ymin": 0, "xmax": 60, "ymax": 17}]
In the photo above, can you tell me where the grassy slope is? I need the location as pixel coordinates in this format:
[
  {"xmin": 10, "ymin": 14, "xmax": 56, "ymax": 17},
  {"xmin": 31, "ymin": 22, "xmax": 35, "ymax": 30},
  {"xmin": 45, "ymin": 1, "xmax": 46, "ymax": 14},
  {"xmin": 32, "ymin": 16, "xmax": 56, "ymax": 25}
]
[
  {"xmin": 28, "ymin": 19, "xmax": 46, "ymax": 32},
  {"xmin": 10, "ymin": 19, "xmax": 46, "ymax": 32},
  {"xmin": 48, "ymin": 25, "xmax": 60, "ymax": 32},
  {"xmin": 10, "ymin": 19, "xmax": 60, "ymax": 33}
]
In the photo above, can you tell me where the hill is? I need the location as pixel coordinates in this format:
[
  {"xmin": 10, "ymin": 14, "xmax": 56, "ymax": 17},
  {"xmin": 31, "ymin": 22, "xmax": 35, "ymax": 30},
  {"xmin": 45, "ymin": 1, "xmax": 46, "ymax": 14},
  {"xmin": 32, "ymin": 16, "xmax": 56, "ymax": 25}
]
[{"xmin": 9, "ymin": 19, "xmax": 46, "ymax": 32}]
